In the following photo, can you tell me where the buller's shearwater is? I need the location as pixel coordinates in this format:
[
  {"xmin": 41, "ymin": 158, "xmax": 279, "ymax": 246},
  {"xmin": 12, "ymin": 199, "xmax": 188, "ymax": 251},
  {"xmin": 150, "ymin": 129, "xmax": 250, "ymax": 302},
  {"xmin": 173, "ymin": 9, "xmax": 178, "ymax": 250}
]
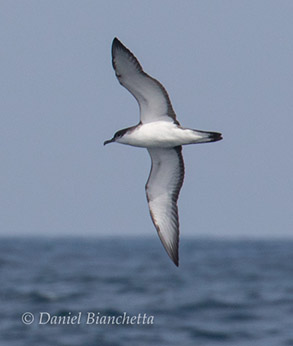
[{"xmin": 104, "ymin": 38, "xmax": 222, "ymax": 266}]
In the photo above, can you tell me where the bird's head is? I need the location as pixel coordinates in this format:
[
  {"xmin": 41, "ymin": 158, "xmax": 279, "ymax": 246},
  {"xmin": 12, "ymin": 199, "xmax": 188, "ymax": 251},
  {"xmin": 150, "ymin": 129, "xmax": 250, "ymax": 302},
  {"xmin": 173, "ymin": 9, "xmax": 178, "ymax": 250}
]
[{"xmin": 104, "ymin": 128, "xmax": 128, "ymax": 145}]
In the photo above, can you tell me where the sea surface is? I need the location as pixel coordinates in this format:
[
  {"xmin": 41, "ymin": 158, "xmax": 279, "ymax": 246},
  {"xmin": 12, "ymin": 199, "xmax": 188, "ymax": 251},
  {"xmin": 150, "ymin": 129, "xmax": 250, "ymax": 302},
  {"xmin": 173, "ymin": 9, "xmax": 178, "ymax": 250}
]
[{"xmin": 0, "ymin": 236, "xmax": 293, "ymax": 346}]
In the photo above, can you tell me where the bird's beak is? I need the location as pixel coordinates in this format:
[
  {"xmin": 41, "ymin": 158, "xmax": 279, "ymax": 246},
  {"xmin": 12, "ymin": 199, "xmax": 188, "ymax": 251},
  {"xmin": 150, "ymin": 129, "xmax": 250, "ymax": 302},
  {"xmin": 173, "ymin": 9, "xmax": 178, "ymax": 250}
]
[{"xmin": 104, "ymin": 138, "xmax": 115, "ymax": 146}]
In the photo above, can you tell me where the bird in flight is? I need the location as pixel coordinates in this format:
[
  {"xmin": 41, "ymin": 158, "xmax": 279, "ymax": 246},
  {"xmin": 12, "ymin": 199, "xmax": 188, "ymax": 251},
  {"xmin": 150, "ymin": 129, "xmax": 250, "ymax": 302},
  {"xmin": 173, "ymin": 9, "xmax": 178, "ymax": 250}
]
[{"xmin": 104, "ymin": 38, "xmax": 222, "ymax": 266}]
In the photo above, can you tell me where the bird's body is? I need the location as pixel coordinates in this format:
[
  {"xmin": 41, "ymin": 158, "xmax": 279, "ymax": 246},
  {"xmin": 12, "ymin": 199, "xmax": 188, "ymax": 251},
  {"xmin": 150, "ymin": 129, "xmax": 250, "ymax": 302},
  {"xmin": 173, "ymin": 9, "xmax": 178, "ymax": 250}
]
[
  {"xmin": 104, "ymin": 38, "xmax": 222, "ymax": 266},
  {"xmin": 115, "ymin": 121, "xmax": 221, "ymax": 148}
]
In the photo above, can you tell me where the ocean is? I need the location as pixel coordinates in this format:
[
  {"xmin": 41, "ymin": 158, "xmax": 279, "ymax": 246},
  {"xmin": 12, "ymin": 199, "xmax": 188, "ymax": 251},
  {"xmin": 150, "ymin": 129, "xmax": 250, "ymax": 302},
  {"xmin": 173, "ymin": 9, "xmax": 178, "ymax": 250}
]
[{"xmin": 0, "ymin": 237, "xmax": 293, "ymax": 346}]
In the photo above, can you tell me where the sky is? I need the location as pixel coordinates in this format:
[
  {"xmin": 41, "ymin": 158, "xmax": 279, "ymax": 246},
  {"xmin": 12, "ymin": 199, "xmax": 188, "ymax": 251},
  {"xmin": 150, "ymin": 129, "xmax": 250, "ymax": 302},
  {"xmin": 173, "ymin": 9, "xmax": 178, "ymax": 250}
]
[{"xmin": 1, "ymin": 0, "xmax": 293, "ymax": 239}]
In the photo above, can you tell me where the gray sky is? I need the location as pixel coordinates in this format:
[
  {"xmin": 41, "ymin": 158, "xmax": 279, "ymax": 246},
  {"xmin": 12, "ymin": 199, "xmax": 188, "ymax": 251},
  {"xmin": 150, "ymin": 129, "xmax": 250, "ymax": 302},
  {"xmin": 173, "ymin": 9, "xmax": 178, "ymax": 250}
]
[{"xmin": 1, "ymin": 1, "xmax": 293, "ymax": 238}]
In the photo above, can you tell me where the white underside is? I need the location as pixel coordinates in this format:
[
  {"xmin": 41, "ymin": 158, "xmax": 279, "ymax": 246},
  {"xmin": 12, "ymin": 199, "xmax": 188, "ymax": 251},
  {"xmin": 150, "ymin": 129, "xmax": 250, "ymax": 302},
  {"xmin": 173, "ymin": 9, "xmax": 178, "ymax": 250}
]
[{"xmin": 117, "ymin": 121, "xmax": 211, "ymax": 148}]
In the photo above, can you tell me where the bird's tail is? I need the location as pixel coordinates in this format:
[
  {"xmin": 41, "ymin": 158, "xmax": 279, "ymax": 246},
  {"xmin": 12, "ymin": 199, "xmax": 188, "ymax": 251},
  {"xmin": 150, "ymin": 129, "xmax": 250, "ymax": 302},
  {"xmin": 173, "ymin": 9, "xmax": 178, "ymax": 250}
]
[{"xmin": 191, "ymin": 129, "xmax": 223, "ymax": 143}]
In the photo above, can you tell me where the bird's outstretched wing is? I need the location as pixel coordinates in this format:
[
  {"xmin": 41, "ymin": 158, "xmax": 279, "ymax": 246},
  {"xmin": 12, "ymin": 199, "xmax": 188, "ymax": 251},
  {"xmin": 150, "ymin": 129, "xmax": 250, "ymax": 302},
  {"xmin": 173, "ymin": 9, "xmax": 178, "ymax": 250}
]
[
  {"xmin": 145, "ymin": 146, "xmax": 185, "ymax": 266},
  {"xmin": 112, "ymin": 38, "xmax": 178, "ymax": 124}
]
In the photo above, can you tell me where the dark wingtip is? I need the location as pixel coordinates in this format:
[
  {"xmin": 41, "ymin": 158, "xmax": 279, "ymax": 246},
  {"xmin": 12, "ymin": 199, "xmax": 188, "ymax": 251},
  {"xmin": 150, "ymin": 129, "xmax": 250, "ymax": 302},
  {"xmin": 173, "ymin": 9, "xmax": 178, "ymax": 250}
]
[
  {"xmin": 112, "ymin": 37, "xmax": 120, "ymax": 47},
  {"xmin": 173, "ymin": 247, "xmax": 179, "ymax": 267},
  {"xmin": 169, "ymin": 247, "xmax": 179, "ymax": 267},
  {"xmin": 112, "ymin": 37, "xmax": 125, "ymax": 70},
  {"xmin": 112, "ymin": 37, "xmax": 124, "ymax": 53},
  {"xmin": 112, "ymin": 38, "xmax": 118, "ymax": 56},
  {"xmin": 111, "ymin": 37, "xmax": 143, "ymax": 75}
]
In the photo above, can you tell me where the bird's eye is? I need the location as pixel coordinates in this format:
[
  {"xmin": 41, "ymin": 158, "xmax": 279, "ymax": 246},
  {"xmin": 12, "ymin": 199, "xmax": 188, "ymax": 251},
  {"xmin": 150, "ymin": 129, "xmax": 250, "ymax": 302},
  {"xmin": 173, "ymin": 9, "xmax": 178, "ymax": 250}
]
[{"xmin": 115, "ymin": 131, "xmax": 124, "ymax": 138}]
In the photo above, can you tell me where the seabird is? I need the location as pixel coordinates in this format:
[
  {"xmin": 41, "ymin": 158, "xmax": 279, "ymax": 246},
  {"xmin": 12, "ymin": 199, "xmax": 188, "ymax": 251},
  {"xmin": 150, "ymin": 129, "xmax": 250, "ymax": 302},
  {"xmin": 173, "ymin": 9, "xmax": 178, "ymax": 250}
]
[{"xmin": 104, "ymin": 38, "xmax": 222, "ymax": 266}]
